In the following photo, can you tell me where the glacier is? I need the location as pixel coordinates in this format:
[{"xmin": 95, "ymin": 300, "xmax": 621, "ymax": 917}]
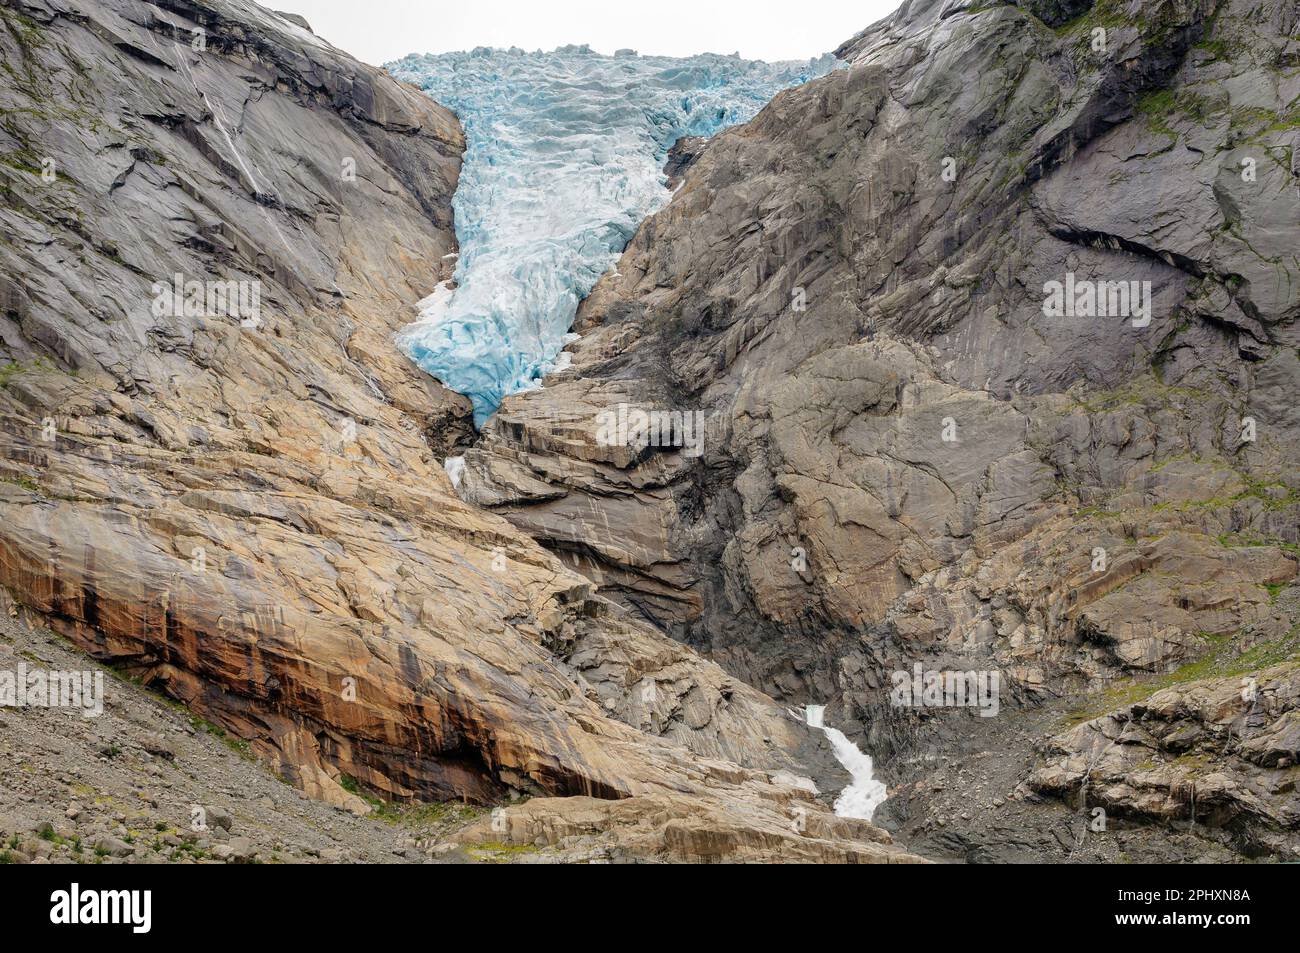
[{"xmin": 386, "ymin": 45, "xmax": 840, "ymax": 426}]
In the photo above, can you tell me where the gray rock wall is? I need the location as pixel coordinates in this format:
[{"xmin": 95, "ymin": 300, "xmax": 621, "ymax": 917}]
[{"xmin": 462, "ymin": 0, "xmax": 1300, "ymax": 857}]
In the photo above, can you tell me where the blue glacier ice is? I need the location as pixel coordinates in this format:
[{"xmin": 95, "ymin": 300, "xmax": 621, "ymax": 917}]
[{"xmin": 385, "ymin": 45, "xmax": 840, "ymax": 426}]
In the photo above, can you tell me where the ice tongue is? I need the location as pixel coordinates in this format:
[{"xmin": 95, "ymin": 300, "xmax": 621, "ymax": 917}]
[{"xmin": 387, "ymin": 46, "xmax": 841, "ymax": 425}]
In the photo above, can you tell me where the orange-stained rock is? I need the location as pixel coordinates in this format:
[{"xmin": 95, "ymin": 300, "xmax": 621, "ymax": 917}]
[{"xmin": 0, "ymin": 0, "xmax": 897, "ymax": 863}]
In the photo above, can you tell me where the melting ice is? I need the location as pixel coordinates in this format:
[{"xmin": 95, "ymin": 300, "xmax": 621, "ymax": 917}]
[
  {"xmin": 386, "ymin": 45, "xmax": 840, "ymax": 425},
  {"xmin": 805, "ymin": 704, "xmax": 889, "ymax": 821}
]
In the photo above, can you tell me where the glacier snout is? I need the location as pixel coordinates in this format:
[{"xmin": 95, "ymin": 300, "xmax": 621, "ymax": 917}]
[{"xmin": 386, "ymin": 46, "xmax": 840, "ymax": 425}]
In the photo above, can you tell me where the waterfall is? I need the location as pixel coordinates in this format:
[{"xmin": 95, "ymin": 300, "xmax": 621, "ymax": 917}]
[
  {"xmin": 805, "ymin": 704, "xmax": 889, "ymax": 822},
  {"xmin": 443, "ymin": 455, "xmax": 466, "ymax": 491}
]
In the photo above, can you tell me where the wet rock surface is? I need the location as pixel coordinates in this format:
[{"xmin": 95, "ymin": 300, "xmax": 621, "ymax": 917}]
[{"xmin": 0, "ymin": 601, "xmax": 917, "ymax": 864}]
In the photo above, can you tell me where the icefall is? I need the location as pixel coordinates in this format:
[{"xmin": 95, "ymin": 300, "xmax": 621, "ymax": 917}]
[{"xmin": 386, "ymin": 46, "xmax": 840, "ymax": 425}]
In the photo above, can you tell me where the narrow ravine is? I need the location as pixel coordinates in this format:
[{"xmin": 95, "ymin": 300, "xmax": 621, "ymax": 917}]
[{"xmin": 805, "ymin": 705, "xmax": 889, "ymax": 822}]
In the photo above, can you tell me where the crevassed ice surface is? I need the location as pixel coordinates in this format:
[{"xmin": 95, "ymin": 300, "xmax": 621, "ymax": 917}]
[{"xmin": 386, "ymin": 45, "xmax": 840, "ymax": 425}]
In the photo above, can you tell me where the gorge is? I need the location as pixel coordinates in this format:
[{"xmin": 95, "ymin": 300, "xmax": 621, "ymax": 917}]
[{"xmin": 0, "ymin": 0, "xmax": 1296, "ymax": 866}]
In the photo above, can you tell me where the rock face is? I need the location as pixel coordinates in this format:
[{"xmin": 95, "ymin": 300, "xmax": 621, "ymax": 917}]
[
  {"xmin": 459, "ymin": 0, "xmax": 1300, "ymax": 856},
  {"xmin": 0, "ymin": 599, "xmax": 442, "ymax": 865},
  {"xmin": 1030, "ymin": 658, "xmax": 1300, "ymax": 857},
  {"xmin": 4, "ymin": 602, "xmax": 909, "ymax": 865},
  {"xmin": 0, "ymin": 0, "xmax": 916, "ymax": 861},
  {"xmin": 2, "ymin": 0, "xmax": 1295, "ymax": 863},
  {"xmin": 449, "ymin": 789, "xmax": 922, "ymax": 863}
]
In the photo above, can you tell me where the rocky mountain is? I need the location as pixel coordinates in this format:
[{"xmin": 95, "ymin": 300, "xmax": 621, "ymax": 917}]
[
  {"xmin": 0, "ymin": 0, "xmax": 920, "ymax": 862},
  {"xmin": 1, "ymin": 0, "xmax": 1296, "ymax": 864},
  {"xmin": 459, "ymin": 0, "xmax": 1300, "ymax": 860}
]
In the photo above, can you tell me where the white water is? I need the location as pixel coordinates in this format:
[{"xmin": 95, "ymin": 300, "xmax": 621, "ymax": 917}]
[
  {"xmin": 443, "ymin": 455, "xmax": 466, "ymax": 491},
  {"xmin": 805, "ymin": 704, "xmax": 888, "ymax": 821}
]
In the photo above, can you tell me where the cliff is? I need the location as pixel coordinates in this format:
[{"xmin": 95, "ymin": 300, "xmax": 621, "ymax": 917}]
[
  {"xmin": 460, "ymin": 0, "xmax": 1300, "ymax": 859},
  {"xmin": 0, "ymin": 0, "xmax": 916, "ymax": 862}
]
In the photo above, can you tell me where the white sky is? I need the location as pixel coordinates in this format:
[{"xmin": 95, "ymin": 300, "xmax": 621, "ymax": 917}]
[{"xmin": 270, "ymin": 0, "xmax": 903, "ymax": 66}]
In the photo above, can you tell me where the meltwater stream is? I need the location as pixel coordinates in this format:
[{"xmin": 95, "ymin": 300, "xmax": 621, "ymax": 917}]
[
  {"xmin": 805, "ymin": 705, "xmax": 889, "ymax": 821},
  {"xmin": 386, "ymin": 46, "xmax": 839, "ymax": 425}
]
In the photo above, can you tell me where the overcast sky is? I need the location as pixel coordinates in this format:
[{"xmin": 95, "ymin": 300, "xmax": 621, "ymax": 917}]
[{"xmin": 270, "ymin": 0, "xmax": 902, "ymax": 66}]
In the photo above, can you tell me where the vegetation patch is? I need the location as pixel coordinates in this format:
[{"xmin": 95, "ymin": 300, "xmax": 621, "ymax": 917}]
[
  {"xmin": 465, "ymin": 840, "xmax": 539, "ymax": 863},
  {"xmin": 1135, "ymin": 88, "xmax": 1219, "ymax": 137},
  {"xmin": 337, "ymin": 773, "xmax": 492, "ymax": 829},
  {"xmin": 189, "ymin": 716, "xmax": 254, "ymax": 761},
  {"xmin": 0, "ymin": 476, "xmax": 43, "ymax": 494},
  {"xmin": 1063, "ymin": 627, "xmax": 1300, "ymax": 726},
  {"xmin": 0, "ymin": 358, "xmax": 55, "ymax": 387}
]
